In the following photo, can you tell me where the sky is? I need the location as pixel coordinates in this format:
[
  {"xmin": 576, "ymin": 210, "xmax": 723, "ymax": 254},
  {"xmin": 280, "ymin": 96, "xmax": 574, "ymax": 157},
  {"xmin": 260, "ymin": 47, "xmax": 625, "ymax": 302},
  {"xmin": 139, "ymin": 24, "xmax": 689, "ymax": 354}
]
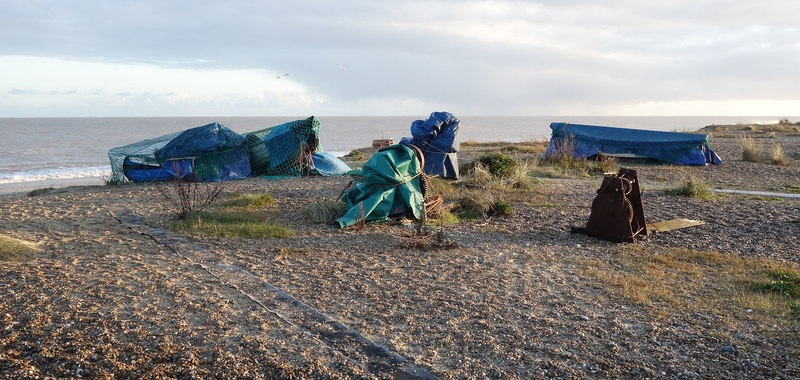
[{"xmin": 1, "ymin": 0, "xmax": 799, "ymax": 117}]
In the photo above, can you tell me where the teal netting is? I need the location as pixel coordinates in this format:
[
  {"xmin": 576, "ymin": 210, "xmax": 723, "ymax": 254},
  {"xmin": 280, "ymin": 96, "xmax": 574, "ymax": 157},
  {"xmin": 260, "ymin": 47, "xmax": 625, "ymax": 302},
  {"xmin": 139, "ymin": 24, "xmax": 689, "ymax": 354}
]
[
  {"xmin": 109, "ymin": 131, "xmax": 181, "ymax": 184},
  {"xmin": 244, "ymin": 116, "xmax": 321, "ymax": 176}
]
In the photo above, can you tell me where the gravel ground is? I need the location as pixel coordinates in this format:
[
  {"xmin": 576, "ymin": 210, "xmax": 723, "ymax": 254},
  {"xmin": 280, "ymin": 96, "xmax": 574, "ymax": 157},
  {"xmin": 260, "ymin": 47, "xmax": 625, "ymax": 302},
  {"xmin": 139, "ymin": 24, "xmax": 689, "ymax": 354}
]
[{"xmin": 1, "ymin": 135, "xmax": 799, "ymax": 379}]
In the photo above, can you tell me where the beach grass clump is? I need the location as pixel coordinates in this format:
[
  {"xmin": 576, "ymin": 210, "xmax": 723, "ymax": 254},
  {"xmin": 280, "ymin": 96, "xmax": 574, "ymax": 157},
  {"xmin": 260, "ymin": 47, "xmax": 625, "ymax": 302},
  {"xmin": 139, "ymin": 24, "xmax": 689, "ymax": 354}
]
[
  {"xmin": 770, "ymin": 144, "xmax": 789, "ymax": 166},
  {"xmin": 0, "ymin": 234, "xmax": 39, "ymax": 262},
  {"xmin": 508, "ymin": 161, "xmax": 541, "ymax": 190},
  {"xmin": 428, "ymin": 177, "xmax": 457, "ymax": 196},
  {"xmin": 584, "ymin": 247, "xmax": 800, "ymax": 321},
  {"xmin": 477, "ymin": 152, "xmax": 518, "ymax": 178},
  {"xmin": 455, "ymin": 188, "xmax": 496, "ymax": 219},
  {"xmin": 739, "ymin": 134, "xmax": 764, "ymax": 163},
  {"xmin": 167, "ymin": 211, "xmax": 294, "ymax": 238},
  {"xmin": 664, "ymin": 177, "xmax": 714, "ymax": 199},
  {"xmin": 218, "ymin": 192, "xmax": 275, "ymax": 208},
  {"xmin": 463, "ymin": 162, "xmax": 493, "ymax": 186},
  {"xmin": 302, "ymin": 200, "xmax": 349, "ymax": 224}
]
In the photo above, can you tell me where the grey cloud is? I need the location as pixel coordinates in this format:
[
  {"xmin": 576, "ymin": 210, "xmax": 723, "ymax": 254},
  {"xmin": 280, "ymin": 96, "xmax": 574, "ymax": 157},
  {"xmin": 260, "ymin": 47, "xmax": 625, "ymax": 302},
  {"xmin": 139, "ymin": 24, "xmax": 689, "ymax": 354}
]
[{"xmin": 2, "ymin": 0, "xmax": 799, "ymax": 114}]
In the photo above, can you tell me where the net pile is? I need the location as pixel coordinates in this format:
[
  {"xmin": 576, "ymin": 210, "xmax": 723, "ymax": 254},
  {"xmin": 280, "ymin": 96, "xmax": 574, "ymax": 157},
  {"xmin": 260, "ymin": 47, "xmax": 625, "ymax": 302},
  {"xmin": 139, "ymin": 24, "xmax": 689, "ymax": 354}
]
[
  {"xmin": 108, "ymin": 132, "xmax": 181, "ymax": 184},
  {"xmin": 245, "ymin": 116, "xmax": 321, "ymax": 177}
]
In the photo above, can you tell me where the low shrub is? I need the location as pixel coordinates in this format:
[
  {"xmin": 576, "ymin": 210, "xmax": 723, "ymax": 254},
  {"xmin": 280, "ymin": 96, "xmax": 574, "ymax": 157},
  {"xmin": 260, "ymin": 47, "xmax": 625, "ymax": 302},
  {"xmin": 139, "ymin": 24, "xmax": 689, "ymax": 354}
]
[
  {"xmin": 477, "ymin": 152, "xmax": 518, "ymax": 178},
  {"xmin": 488, "ymin": 200, "xmax": 513, "ymax": 216}
]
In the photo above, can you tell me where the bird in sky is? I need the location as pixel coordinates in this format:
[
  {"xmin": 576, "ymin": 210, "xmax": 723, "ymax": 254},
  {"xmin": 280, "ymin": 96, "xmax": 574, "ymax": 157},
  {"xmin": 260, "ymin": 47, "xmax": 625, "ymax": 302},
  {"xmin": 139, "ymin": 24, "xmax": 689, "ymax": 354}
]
[
  {"xmin": 276, "ymin": 73, "xmax": 289, "ymax": 79},
  {"xmin": 337, "ymin": 64, "xmax": 348, "ymax": 71}
]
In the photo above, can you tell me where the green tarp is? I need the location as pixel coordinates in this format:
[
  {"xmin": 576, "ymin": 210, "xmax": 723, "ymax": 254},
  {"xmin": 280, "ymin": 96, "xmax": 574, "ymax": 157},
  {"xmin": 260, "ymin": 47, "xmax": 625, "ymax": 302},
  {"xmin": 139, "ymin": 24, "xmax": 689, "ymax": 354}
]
[{"xmin": 335, "ymin": 145, "xmax": 424, "ymax": 228}]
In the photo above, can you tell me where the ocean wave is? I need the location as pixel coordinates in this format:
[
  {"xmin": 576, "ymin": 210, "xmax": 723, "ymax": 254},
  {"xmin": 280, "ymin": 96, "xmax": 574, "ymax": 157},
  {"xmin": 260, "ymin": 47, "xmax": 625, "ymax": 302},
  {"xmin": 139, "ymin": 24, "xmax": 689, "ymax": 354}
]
[{"xmin": 0, "ymin": 166, "xmax": 111, "ymax": 184}]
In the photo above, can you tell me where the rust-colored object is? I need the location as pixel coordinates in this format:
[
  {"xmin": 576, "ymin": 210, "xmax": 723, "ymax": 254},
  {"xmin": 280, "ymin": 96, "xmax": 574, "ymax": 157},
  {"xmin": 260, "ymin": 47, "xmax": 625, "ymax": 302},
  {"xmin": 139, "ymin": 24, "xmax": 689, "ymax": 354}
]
[
  {"xmin": 371, "ymin": 138, "xmax": 394, "ymax": 149},
  {"xmin": 578, "ymin": 168, "xmax": 647, "ymax": 243}
]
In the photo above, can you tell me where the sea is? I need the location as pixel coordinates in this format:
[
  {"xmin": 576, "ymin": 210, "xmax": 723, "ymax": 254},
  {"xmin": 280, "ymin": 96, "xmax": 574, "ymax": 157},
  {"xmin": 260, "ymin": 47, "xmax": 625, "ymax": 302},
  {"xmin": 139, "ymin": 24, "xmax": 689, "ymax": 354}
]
[{"xmin": 0, "ymin": 115, "xmax": 792, "ymax": 193}]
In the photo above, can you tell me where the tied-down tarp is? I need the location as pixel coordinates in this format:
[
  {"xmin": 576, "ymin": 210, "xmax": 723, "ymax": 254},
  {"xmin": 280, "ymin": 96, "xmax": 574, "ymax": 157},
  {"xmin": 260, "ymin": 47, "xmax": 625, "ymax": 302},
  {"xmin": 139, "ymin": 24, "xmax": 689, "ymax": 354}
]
[
  {"xmin": 155, "ymin": 122, "xmax": 251, "ymax": 181},
  {"xmin": 335, "ymin": 145, "xmax": 424, "ymax": 228},
  {"xmin": 544, "ymin": 122, "xmax": 722, "ymax": 165},
  {"xmin": 399, "ymin": 111, "xmax": 460, "ymax": 179}
]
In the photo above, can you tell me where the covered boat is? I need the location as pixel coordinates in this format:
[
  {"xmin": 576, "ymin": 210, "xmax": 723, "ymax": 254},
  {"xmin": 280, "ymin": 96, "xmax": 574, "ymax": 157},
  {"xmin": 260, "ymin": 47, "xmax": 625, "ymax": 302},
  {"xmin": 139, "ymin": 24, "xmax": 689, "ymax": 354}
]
[
  {"xmin": 543, "ymin": 122, "xmax": 721, "ymax": 165},
  {"xmin": 399, "ymin": 111, "xmax": 460, "ymax": 179},
  {"xmin": 109, "ymin": 122, "xmax": 251, "ymax": 183},
  {"xmin": 335, "ymin": 144, "xmax": 424, "ymax": 228}
]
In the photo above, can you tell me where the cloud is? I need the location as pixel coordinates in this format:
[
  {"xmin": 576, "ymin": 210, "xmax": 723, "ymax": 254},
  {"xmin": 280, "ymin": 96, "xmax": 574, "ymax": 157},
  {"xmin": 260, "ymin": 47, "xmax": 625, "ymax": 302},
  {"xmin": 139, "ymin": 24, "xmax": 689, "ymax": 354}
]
[{"xmin": 1, "ymin": 1, "xmax": 800, "ymax": 116}]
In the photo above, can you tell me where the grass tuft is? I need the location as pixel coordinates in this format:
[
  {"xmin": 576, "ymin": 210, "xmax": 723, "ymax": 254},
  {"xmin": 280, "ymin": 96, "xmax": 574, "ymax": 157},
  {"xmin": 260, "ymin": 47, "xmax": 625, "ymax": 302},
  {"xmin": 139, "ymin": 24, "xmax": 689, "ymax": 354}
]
[
  {"xmin": 770, "ymin": 144, "xmax": 789, "ymax": 166},
  {"xmin": 218, "ymin": 193, "xmax": 275, "ymax": 208},
  {"xmin": 0, "ymin": 234, "xmax": 39, "ymax": 262},
  {"xmin": 664, "ymin": 177, "xmax": 714, "ymax": 199},
  {"xmin": 167, "ymin": 211, "xmax": 294, "ymax": 238},
  {"xmin": 739, "ymin": 134, "xmax": 764, "ymax": 163},
  {"xmin": 302, "ymin": 200, "xmax": 349, "ymax": 224}
]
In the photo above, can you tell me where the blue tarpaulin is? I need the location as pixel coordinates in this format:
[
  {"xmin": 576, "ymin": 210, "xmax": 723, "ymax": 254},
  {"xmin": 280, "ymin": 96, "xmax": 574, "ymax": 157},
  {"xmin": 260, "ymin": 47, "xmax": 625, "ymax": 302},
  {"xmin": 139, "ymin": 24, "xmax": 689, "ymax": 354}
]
[
  {"xmin": 399, "ymin": 111, "xmax": 461, "ymax": 179},
  {"xmin": 154, "ymin": 122, "xmax": 251, "ymax": 181},
  {"xmin": 544, "ymin": 122, "xmax": 721, "ymax": 165}
]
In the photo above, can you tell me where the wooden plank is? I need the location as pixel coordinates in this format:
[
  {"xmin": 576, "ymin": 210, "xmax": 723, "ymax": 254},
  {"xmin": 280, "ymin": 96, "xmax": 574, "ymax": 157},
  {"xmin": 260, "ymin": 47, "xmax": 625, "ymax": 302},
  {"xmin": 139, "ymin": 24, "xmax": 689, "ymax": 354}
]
[{"xmin": 646, "ymin": 218, "xmax": 705, "ymax": 233}]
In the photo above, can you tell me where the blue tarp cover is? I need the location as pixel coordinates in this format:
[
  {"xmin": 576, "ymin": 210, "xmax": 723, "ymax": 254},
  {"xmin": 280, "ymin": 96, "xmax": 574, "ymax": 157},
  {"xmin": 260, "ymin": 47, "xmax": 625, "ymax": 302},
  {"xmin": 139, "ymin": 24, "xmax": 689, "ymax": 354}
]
[
  {"xmin": 155, "ymin": 122, "xmax": 251, "ymax": 181},
  {"xmin": 310, "ymin": 152, "xmax": 351, "ymax": 176},
  {"xmin": 399, "ymin": 111, "xmax": 461, "ymax": 179},
  {"xmin": 544, "ymin": 122, "xmax": 721, "ymax": 165}
]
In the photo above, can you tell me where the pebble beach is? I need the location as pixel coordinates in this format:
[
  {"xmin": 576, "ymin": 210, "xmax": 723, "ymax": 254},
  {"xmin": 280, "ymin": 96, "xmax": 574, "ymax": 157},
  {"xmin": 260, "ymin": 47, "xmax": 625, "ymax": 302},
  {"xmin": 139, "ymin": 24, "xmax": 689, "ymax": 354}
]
[{"xmin": 1, "ymin": 133, "xmax": 799, "ymax": 379}]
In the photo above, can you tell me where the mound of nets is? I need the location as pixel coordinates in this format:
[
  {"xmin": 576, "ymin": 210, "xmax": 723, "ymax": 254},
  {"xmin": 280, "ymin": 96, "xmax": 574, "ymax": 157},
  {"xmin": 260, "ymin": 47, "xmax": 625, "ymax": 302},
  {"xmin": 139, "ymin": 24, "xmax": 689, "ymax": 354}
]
[
  {"xmin": 109, "ymin": 132, "xmax": 181, "ymax": 184},
  {"xmin": 108, "ymin": 122, "xmax": 251, "ymax": 183},
  {"xmin": 245, "ymin": 116, "xmax": 321, "ymax": 177}
]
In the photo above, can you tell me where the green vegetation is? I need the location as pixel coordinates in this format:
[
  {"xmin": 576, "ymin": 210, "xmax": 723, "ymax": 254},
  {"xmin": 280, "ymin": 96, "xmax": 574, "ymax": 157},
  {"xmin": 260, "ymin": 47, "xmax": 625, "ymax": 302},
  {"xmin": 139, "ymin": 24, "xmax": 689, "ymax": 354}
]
[
  {"xmin": 488, "ymin": 200, "xmax": 513, "ymax": 216},
  {"xmin": 218, "ymin": 193, "xmax": 275, "ymax": 208},
  {"xmin": 584, "ymin": 247, "xmax": 800, "ymax": 321},
  {"xmin": 0, "ymin": 234, "xmax": 39, "ymax": 262},
  {"xmin": 754, "ymin": 269, "xmax": 800, "ymax": 314},
  {"xmin": 771, "ymin": 184, "xmax": 800, "ymax": 193},
  {"xmin": 477, "ymin": 152, "xmax": 518, "ymax": 178},
  {"xmin": 664, "ymin": 177, "xmax": 715, "ymax": 199},
  {"xmin": 343, "ymin": 149, "xmax": 367, "ymax": 161},
  {"xmin": 167, "ymin": 211, "xmax": 294, "ymax": 238}
]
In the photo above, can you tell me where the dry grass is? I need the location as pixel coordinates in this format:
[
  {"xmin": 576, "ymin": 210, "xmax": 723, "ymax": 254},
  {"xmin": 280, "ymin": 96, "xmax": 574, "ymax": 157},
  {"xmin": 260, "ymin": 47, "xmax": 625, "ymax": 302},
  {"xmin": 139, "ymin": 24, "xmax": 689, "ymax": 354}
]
[
  {"xmin": 738, "ymin": 134, "xmax": 765, "ymax": 163},
  {"xmin": 583, "ymin": 247, "xmax": 800, "ymax": 322},
  {"xmin": 0, "ymin": 234, "xmax": 40, "ymax": 262},
  {"xmin": 302, "ymin": 200, "xmax": 349, "ymax": 224},
  {"xmin": 771, "ymin": 144, "xmax": 790, "ymax": 166}
]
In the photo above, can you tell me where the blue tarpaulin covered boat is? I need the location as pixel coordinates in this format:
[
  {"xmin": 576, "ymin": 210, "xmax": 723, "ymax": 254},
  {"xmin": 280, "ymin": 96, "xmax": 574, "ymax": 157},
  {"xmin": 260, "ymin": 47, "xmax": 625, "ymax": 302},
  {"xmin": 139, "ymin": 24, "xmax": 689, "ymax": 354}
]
[
  {"xmin": 544, "ymin": 122, "xmax": 721, "ymax": 165},
  {"xmin": 399, "ymin": 111, "xmax": 461, "ymax": 179}
]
